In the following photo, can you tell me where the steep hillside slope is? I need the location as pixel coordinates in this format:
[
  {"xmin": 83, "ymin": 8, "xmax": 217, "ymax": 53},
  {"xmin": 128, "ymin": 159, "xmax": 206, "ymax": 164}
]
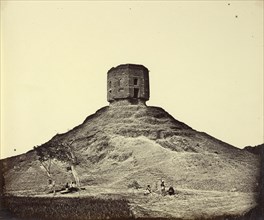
[{"xmin": 1, "ymin": 104, "xmax": 260, "ymax": 196}]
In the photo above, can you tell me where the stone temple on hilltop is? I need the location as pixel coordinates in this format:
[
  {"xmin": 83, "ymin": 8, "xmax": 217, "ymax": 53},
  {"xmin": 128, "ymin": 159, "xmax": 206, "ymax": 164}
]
[{"xmin": 107, "ymin": 64, "xmax": 150, "ymax": 105}]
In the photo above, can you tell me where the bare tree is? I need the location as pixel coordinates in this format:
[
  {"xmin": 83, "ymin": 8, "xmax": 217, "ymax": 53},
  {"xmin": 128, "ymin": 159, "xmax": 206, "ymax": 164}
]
[
  {"xmin": 60, "ymin": 140, "xmax": 81, "ymax": 188},
  {"xmin": 34, "ymin": 146, "xmax": 56, "ymax": 194},
  {"xmin": 34, "ymin": 139, "xmax": 81, "ymax": 193}
]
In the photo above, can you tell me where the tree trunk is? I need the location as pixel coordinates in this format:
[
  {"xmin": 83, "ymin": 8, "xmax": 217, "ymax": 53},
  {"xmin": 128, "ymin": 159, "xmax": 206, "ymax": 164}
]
[
  {"xmin": 39, "ymin": 160, "xmax": 55, "ymax": 194},
  {"xmin": 71, "ymin": 165, "xmax": 80, "ymax": 187}
]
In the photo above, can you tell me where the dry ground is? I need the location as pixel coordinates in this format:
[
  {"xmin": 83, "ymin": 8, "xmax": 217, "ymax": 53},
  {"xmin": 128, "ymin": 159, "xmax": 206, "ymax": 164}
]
[{"xmin": 34, "ymin": 186, "xmax": 257, "ymax": 219}]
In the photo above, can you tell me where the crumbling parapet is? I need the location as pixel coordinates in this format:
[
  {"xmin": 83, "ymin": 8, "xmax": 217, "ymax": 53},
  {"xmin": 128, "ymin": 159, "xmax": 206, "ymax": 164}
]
[{"xmin": 107, "ymin": 64, "xmax": 150, "ymax": 105}]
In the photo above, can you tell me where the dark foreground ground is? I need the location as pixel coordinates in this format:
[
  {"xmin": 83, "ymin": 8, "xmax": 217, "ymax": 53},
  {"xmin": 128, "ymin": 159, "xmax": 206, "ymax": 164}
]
[{"xmin": 0, "ymin": 195, "xmax": 263, "ymax": 220}]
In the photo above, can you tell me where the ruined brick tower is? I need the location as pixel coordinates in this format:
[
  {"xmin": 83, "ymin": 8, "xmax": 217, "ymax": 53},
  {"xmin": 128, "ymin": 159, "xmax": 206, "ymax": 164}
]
[{"xmin": 107, "ymin": 64, "xmax": 150, "ymax": 105}]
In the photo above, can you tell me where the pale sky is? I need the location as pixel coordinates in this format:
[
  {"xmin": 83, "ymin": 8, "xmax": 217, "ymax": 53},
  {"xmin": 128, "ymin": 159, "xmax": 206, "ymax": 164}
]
[{"xmin": 1, "ymin": 1, "xmax": 263, "ymax": 159}]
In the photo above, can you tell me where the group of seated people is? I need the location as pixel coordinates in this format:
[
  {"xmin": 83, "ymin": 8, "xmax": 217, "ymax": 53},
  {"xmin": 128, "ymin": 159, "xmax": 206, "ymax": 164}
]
[
  {"xmin": 64, "ymin": 181, "xmax": 79, "ymax": 192},
  {"xmin": 144, "ymin": 180, "xmax": 175, "ymax": 196}
]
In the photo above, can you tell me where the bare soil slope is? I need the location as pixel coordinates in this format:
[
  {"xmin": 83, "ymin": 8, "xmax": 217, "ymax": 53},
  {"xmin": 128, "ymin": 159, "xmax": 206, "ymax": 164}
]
[{"xmin": 1, "ymin": 104, "xmax": 261, "ymax": 218}]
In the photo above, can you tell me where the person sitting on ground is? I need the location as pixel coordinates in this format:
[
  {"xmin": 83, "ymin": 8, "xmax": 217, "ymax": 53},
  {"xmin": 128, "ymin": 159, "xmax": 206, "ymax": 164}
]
[
  {"xmin": 72, "ymin": 181, "xmax": 76, "ymax": 188},
  {"xmin": 168, "ymin": 186, "xmax": 175, "ymax": 195},
  {"xmin": 146, "ymin": 185, "xmax": 151, "ymax": 193},
  {"xmin": 144, "ymin": 185, "xmax": 152, "ymax": 195}
]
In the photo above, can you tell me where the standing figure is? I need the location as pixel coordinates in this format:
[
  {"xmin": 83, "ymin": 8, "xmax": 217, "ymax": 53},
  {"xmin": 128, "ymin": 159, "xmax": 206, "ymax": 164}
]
[{"xmin": 161, "ymin": 180, "xmax": 166, "ymax": 195}]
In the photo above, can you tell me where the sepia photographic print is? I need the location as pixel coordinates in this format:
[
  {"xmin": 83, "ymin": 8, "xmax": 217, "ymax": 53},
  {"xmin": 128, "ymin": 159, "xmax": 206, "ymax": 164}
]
[{"xmin": 0, "ymin": 1, "xmax": 263, "ymax": 220}]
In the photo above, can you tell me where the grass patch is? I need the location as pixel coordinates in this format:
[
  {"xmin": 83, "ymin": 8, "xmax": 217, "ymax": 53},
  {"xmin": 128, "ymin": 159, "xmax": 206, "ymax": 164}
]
[{"xmin": 3, "ymin": 195, "xmax": 133, "ymax": 220}]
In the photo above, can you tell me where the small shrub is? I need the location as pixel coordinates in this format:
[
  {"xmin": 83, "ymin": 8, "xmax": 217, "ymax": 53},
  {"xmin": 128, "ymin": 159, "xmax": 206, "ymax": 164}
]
[{"xmin": 127, "ymin": 180, "xmax": 141, "ymax": 189}]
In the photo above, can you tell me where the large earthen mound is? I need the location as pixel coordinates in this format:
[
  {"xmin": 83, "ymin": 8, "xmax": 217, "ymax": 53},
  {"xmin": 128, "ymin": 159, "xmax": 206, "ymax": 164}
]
[{"xmin": 1, "ymin": 105, "xmax": 260, "ymax": 196}]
